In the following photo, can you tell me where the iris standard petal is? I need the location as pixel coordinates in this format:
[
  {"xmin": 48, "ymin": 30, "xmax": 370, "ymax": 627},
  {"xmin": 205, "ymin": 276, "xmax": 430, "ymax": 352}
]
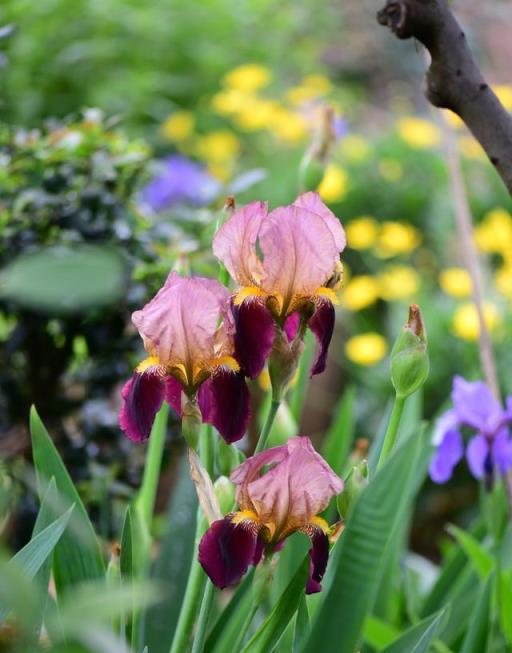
[
  {"xmin": 309, "ymin": 300, "xmax": 335, "ymax": 376},
  {"xmin": 429, "ymin": 429, "xmax": 464, "ymax": 483},
  {"xmin": 212, "ymin": 201, "xmax": 267, "ymax": 287},
  {"xmin": 259, "ymin": 205, "xmax": 342, "ymax": 303},
  {"xmin": 293, "ymin": 192, "xmax": 346, "ymax": 252},
  {"xmin": 132, "ymin": 273, "xmax": 232, "ymax": 376},
  {"xmin": 198, "ymin": 517, "xmax": 262, "ymax": 589},
  {"xmin": 198, "ymin": 371, "xmax": 251, "ymax": 443},
  {"xmin": 451, "ymin": 376, "xmax": 504, "ymax": 434},
  {"xmin": 119, "ymin": 371, "xmax": 166, "ymax": 442},
  {"xmin": 232, "ymin": 300, "xmax": 275, "ymax": 378}
]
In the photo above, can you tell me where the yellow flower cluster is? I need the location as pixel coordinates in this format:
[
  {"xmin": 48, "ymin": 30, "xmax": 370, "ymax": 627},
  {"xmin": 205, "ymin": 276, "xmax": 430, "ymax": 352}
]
[
  {"xmin": 345, "ymin": 217, "xmax": 421, "ymax": 257},
  {"xmin": 342, "ymin": 266, "xmax": 420, "ymax": 310},
  {"xmin": 396, "ymin": 117, "xmax": 442, "ymax": 149},
  {"xmin": 345, "ymin": 333, "xmax": 388, "ymax": 366},
  {"xmin": 452, "ymin": 302, "xmax": 501, "ymax": 342}
]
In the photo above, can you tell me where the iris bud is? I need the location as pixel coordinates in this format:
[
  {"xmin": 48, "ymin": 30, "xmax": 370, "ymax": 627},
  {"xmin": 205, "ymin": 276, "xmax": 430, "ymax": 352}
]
[
  {"xmin": 390, "ymin": 304, "xmax": 429, "ymax": 399},
  {"xmin": 337, "ymin": 460, "xmax": 369, "ymax": 520},
  {"xmin": 213, "ymin": 476, "xmax": 236, "ymax": 515}
]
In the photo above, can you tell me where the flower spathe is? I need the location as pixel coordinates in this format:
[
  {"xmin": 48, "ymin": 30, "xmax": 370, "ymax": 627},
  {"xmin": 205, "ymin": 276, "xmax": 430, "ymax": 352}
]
[
  {"xmin": 198, "ymin": 436, "xmax": 343, "ymax": 593},
  {"xmin": 429, "ymin": 376, "xmax": 512, "ymax": 484},
  {"xmin": 119, "ymin": 272, "xmax": 250, "ymax": 444},
  {"xmin": 212, "ymin": 192, "xmax": 346, "ymax": 379}
]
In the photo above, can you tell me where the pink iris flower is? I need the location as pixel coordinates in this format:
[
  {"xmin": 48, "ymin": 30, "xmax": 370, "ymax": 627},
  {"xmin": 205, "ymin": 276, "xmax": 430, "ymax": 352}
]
[
  {"xmin": 213, "ymin": 192, "xmax": 346, "ymax": 379},
  {"xmin": 198, "ymin": 436, "xmax": 343, "ymax": 594},
  {"xmin": 119, "ymin": 272, "xmax": 250, "ymax": 443}
]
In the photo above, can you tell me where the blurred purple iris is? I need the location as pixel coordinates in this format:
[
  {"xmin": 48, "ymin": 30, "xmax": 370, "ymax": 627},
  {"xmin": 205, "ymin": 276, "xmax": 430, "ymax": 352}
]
[
  {"xmin": 429, "ymin": 376, "xmax": 512, "ymax": 485},
  {"xmin": 141, "ymin": 155, "xmax": 221, "ymax": 211}
]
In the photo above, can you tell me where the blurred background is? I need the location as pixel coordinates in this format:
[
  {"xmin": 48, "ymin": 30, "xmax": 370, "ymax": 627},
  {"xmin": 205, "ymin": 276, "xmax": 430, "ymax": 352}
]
[{"xmin": 1, "ymin": 0, "xmax": 512, "ymax": 561}]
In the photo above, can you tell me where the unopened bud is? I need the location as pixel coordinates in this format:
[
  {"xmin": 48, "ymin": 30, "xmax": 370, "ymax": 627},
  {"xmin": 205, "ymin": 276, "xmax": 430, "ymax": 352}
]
[
  {"xmin": 337, "ymin": 460, "xmax": 369, "ymax": 520},
  {"xmin": 298, "ymin": 105, "xmax": 336, "ymax": 192},
  {"xmin": 214, "ymin": 476, "xmax": 236, "ymax": 514},
  {"xmin": 216, "ymin": 437, "xmax": 244, "ymax": 476},
  {"xmin": 390, "ymin": 304, "xmax": 429, "ymax": 399},
  {"xmin": 268, "ymin": 329, "xmax": 305, "ymax": 401},
  {"xmin": 182, "ymin": 397, "xmax": 202, "ymax": 449}
]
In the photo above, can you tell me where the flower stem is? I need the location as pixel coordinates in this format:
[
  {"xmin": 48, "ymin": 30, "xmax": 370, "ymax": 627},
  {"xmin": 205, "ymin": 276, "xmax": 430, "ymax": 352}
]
[
  {"xmin": 377, "ymin": 395, "xmax": 406, "ymax": 471},
  {"xmin": 290, "ymin": 331, "xmax": 314, "ymax": 424},
  {"xmin": 231, "ymin": 604, "xmax": 259, "ymax": 650},
  {"xmin": 255, "ymin": 399, "xmax": 281, "ymax": 453},
  {"xmin": 190, "ymin": 580, "xmax": 215, "ymax": 653}
]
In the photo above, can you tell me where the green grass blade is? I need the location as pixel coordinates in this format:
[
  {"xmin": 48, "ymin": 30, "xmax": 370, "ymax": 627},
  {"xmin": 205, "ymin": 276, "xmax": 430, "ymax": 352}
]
[
  {"xmin": 303, "ymin": 432, "xmax": 420, "ymax": 653},
  {"xmin": 321, "ymin": 384, "xmax": 356, "ymax": 477},
  {"xmin": 30, "ymin": 406, "xmax": 105, "ymax": 592},
  {"xmin": 459, "ymin": 575, "xmax": 492, "ymax": 653},
  {"xmin": 240, "ymin": 556, "xmax": 310, "ymax": 653},
  {"xmin": 379, "ymin": 608, "xmax": 448, "ymax": 653},
  {"xmin": 0, "ymin": 504, "xmax": 74, "ymax": 622},
  {"xmin": 447, "ymin": 525, "xmax": 494, "ymax": 579}
]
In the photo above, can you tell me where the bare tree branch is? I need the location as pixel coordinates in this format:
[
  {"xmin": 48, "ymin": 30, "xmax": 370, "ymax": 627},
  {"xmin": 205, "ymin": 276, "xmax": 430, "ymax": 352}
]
[{"xmin": 377, "ymin": 0, "xmax": 512, "ymax": 195}]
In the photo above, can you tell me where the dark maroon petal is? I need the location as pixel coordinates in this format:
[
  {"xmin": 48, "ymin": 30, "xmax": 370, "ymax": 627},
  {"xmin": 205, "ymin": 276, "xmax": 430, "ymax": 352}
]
[
  {"xmin": 284, "ymin": 312, "xmax": 300, "ymax": 342},
  {"xmin": 309, "ymin": 300, "xmax": 335, "ymax": 376},
  {"xmin": 165, "ymin": 376, "xmax": 183, "ymax": 416},
  {"xmin": 303, "ymin": 525, "xmax": 329, "ymax": 595},
  {"xmin": 198, "ymin": 371, "xmax": 251, "ymax": 443},
  {"xmin": 253, "ymin": 537, "xmax": 266, "ymax": 565},
  {"xmin": 232, "ymin": 300, "xmax": 275, "ymax": 378},
  {"xmin": 119, "ymin": 372, "xmax": 165, "ymax": 442},
  {"xmin": 198, "ymin": 517, "xmax": 261, "ymax": 589}
]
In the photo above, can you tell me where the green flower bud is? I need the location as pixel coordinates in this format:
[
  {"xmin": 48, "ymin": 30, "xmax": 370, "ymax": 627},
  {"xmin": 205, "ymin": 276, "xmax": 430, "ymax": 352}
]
[
  {"xmin": 268, "ymin": 328, "xmax": 305, "ymax": 402},
  {"xmin": 213, "ymin": 476, "xmax": 236, "ymax": 515},
  {"xmin": 337, "ymin": 460, "xmax": 369, "ymax": 520},
  {"xmin": 390, "ymin": 304, "xmax": 429, "ymax": 399},
  {"xmin": 298, "ymin": 104, "xmax": 336, "ymax": 192},
  {"xmin": 181, "ymin": 398, "xmax": 202, "ymax": 449},
  {"xmin": 216, "ymin": 437, "xmax": 245, "ymax": 476}
]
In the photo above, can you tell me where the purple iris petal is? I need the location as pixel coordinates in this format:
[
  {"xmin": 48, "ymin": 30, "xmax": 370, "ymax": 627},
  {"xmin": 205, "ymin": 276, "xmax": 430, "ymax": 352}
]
[
  {"xmin": 165, "ymin": 376, "xmax": 183, "ymax": 416},
  {"xmin": 452, "ymin": 376, "xmax": 503, "ymax": 434},
  {"xmin": 429, "ymin": 429, "xmax": 464, "ymax": 483},
  {"xmin": 141, "ymin": 155, "xmax": 221, "ymax": 211},
  {"xmin": 309, "ymin": 300, "xmax": 335, "ymax": 376},
  {"xmin": 492, "ymin": 429, "xmax": 512, "ymax": 474},
  {"xmin": 432, "ymin": 409, "xmax": 460, "ymax": 446},
  {"xmin": 304, "ymin": 525, "xmax": 329, "ymax": 595},
  {"xmin": 284, "ymin": 312, "xmax": 300, "ymax": 342},
  {"xmin": 119, "ymin": 372, "xmax": 165, "ymax": 442},
  {"xmin": 466, "ymin": 434, "xmax": 489, "ymax": 479},
  {"xmin": 232, "ymin": 300, "xmax": 275, "ymax": 379},
  {"xmin": 198, "ymin": 371, "xmax": 251, "ymax": 443},
  {"xmin": 198, "ymin": 517, "xmax": 261, "ymax": 589}
]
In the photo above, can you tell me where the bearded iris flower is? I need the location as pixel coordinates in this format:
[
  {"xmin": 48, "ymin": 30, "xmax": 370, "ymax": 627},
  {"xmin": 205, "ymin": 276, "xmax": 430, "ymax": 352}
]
[
  {"xmin": 429, "ymin": 376, "xmax": 512, "ymax": 484},
  {"xmin": 119, "ymin": 272, "xmax": 250, "ymax": 443},
  {"xmin": 198, "ymin": 436, "xmax": 343, "ymax": 594},
  {"xmin": 212, "ymin": 192, "xmax": 346, "ymax": 379}
]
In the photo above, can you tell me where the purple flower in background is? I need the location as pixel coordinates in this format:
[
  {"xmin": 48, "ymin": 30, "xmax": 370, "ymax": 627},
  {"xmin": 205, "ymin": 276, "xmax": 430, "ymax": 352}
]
[
  {"xmin": 429, "ymin": 376, "xmax": 512, "ymax": 484},
  {"xmin": 333, "ymin": 115, "xmax": 347, "ymax": 140},
  {"xmin": 141, "ymin": 155, "xmax": 221, "ymax": 211}
]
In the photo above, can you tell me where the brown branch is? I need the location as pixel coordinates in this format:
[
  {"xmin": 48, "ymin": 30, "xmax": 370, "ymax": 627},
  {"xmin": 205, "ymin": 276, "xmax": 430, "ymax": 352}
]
[{"xmin": 377, "ymin": 0, "xmax": 512, "ymax": 195}]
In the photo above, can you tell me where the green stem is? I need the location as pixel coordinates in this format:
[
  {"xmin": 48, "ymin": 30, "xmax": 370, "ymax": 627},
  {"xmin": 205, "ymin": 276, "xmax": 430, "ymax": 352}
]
[
  {"xmin": 191, "ymin": 580, "xmax": 215, "ymax": 653},
  {"xmin": 200, "ymin": 424, "xmax": 215, "ymax": 477},
  {"xmin": 138, "ymin": 402, "xmax": 169, "ymax": 530},
  {"xmin": 231, "ymin": 604, "xmax": 259, "ymax": 651},
  {"xmin": 289, "ymin": 331, "xmax": 314, "ymax": 424},
  {"xmin": 255, "ymin": 399, "xmax": 281, "ymax": 453},
  {"xmin": 377, "ymin": 395, "xmax": 406, "ymax": 471}
]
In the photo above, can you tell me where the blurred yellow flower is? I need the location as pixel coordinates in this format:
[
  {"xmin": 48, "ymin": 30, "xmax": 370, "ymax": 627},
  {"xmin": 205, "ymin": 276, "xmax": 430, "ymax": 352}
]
[
  {"xmin": 207, "ymin": 162, "xmax": 232, "ymax": 182},
  {"xmin": 496, "ymin": 266, "xmax": 512, "ymax": 299},
  {"xmin": 303, "ymin": 74, "xmax": 332, "ymax": 94},
  {"xmin": 342, "ymin": 276, "xmax": 380, "ymax": 311},
  {"xmin": 376, "ymin": 222, "xmax": 421, "ymax": 257},
  {"xmin": 318, "ymin": 164, "xmax": 349, "ymax": 202},
  {"xmin": 340, "ymin": 135, "xmax": 371, "ymax": 162},
  {"xmin": 268, "ymin": 109, "xmax": 307, "ymax": 143},
  {"xmin": 196, "ymin": 130, "xmax": 240, "ymax": 163},
  {"xmin": 287, "ymin": 75, "xmax": 332, "ymax": 105},
  {"xmin": 235, "ymin": 98, "xmax": 280, "ymax": 131},
  {"xmin": 439, "ymin": 268, "xmax": 472, "ymax": 298},
  {"xmin": 474, "ymin": 208, "xmax": 512, "ymax": 254},
  {"xmin": 378, "ymin": 265, "xmax": 420, "ymax": 301},
  {"xmin": 346, "ymin": 216, "xmax": 379, "ymax": 250},
  {"xmin": 345, "ymin": 333, "xmax": 388, "ymax": 366},
  {"xmin": 452, "ymin": 302, "xmax": 500, "ymax": 341},
  {"xmin": 443, "ymin": 110, "xmax": 464, "ymax": 129},
  {"xmin": 378, "ymin": 158, "xmax": 403, "ymax": 182},
  {"xmin": 223, "ymin": 64, "xmax": 271, "ymax": 92},
  {"xmin": 494, "ymin": 85, "xmax": 512, "ymax": 112},
  {"xmin": 211, "ymin": 89, "xmax": 253, "ymax": 116},
  {"xmin": 161, "ymin": 110, "xmax": 195, "ymax": 141},
  {"xmin": 397, "ymin": 117, "xmax": 442, "ymax": 149},
  {"xmin": 458, "ymin": 136, "xmax": 485, "ymax": 161}
]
